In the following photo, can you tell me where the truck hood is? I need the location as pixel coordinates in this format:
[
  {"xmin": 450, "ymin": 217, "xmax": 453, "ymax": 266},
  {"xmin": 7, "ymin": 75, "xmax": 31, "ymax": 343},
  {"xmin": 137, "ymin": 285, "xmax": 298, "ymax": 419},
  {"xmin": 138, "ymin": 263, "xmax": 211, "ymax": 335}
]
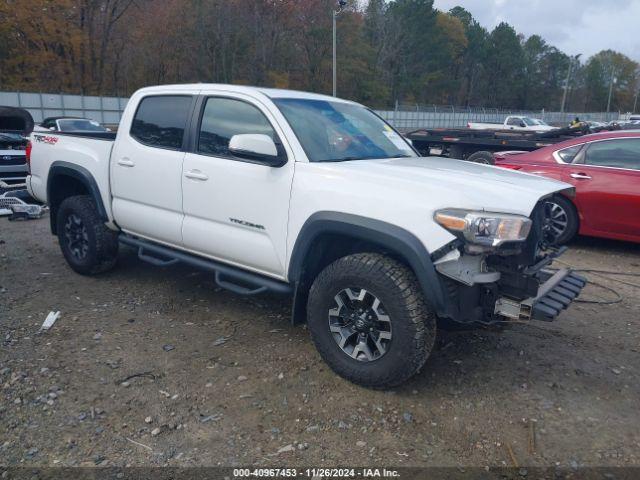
[{"xmin": 320, "ymin": 156, "xmax": 573, "ymax": 217}]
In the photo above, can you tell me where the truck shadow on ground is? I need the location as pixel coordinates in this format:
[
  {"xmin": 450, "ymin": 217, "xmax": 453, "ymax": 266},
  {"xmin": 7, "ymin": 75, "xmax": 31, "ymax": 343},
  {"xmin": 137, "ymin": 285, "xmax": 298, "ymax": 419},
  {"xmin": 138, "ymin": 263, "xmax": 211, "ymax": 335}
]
[{"xmin": 101, "ymin": 245, "xmax": 636, "ymax": 407}]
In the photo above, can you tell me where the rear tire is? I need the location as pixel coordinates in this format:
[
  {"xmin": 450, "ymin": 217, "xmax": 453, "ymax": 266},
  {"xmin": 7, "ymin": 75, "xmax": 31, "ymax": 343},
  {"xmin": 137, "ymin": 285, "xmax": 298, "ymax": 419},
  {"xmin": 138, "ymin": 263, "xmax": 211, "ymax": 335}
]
[
  {"xmin": 467, "ymin": 150, "xmax": 495, "ymax": 165},
  {"xmin": 448, "ymin": 145, "xmax": 466, "ymax": 159},
  {"xmin": 56, "ymin": 195, "xmax": 118, "ymax": 275},
  {"xmin": 307, "ymin": 253, "xmax": 436, "ymax": 389}
]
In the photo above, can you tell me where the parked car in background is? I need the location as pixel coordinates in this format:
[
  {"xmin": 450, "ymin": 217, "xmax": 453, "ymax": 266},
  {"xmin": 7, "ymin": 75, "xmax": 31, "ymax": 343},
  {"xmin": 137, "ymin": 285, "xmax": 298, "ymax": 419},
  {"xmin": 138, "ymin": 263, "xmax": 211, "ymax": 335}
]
[
  {"xmin": 468, "ymin": 116, "xmax": 558, "ymax": 132},
  {"xmin": 0, "ymin": 132, "xmax": 28, "ymax": 185},
  {"xmin": 585, "ymin": 120, "xmax": 607, "ymax": 129},
  {"xmin": 34, "ymin": 117, "xmax": 111, "ymax": 133},
  {"xmin": 0, "ymin": 106, "xmax": 32, "ymax": 186},
  {"xmin": 493, "ymin": 131, "xmax": 640, "ymax": 244}
]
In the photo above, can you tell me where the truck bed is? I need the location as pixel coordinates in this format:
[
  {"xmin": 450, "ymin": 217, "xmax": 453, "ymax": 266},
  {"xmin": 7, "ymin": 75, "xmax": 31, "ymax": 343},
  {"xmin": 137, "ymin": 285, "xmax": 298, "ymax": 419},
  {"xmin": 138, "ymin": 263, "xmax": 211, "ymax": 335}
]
[{"xmin": 28, "ymin": 131, "xmax": 116, "ymax": 223}]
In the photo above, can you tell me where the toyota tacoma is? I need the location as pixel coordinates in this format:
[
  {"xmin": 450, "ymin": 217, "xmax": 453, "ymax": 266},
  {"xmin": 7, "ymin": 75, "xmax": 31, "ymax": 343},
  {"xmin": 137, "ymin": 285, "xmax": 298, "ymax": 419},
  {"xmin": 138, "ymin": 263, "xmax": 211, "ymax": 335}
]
[{"xmin": 26, "ymin": 84, "xmax": 585, "ymax": 388}]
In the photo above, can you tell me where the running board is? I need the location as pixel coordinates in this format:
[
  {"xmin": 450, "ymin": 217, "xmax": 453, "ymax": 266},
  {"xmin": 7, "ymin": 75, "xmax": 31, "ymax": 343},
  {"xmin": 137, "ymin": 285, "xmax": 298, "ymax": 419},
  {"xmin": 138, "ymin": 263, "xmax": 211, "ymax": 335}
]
[{"xmin": 119, "ymin": 235, "xmax": 292, "ymax": 296}]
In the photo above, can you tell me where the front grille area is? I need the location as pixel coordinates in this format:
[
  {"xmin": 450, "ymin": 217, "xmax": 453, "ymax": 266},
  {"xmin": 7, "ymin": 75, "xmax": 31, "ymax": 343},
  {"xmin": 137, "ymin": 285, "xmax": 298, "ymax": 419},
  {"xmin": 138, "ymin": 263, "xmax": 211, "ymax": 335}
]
[{"xmin": 0, "ymin": 155, "xmax": 26, "ymax": 166}]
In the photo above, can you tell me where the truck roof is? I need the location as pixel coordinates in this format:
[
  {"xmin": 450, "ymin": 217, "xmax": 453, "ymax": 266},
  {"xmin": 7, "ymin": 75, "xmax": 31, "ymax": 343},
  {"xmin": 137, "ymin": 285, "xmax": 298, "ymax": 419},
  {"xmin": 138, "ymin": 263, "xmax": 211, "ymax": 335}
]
[{"xmin": 134, "ymin": 84, "xmax": 354, "ymax": 104}]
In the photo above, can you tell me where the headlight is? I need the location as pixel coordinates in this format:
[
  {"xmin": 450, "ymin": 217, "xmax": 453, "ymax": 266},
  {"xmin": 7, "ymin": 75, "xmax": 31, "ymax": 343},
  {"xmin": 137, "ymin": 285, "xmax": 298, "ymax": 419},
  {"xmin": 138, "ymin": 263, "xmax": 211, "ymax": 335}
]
[{"xmin": 434, "ymin": 209, "xmax": 532, "ymax": 248}]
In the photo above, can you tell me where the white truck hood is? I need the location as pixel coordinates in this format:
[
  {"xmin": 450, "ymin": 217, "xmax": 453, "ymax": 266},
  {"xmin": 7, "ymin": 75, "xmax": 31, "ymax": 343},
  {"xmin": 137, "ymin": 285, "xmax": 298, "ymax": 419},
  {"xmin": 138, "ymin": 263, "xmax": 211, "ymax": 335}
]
[
  {"xmin": 318, "ymin": 156, "xmax": 573, "ymax": 217},
  {"xmin": 290, "ymin": 155, "xmax": 575, "ymax": 256}
]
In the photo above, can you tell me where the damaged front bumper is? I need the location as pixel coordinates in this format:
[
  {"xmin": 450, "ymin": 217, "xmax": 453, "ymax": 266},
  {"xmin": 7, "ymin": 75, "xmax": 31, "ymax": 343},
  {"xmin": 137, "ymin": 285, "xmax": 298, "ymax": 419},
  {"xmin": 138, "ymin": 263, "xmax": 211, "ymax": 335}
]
[
  {"xmin": 434, "ymin": 199, "xmax": 587, "ymax": 326},
  {"xmin": 494, "ymin": 268, "xmax": 586, "ymax": 322},
  {"xmin": 435, "ymin": 243, "xmax": 587, "ymax": 325}
]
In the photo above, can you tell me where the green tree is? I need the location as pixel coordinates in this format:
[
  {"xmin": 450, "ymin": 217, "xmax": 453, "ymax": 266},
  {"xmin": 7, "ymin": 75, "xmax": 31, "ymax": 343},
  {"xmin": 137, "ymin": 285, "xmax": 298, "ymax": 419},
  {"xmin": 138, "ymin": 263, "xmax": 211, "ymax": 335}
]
[
  {"xmin": 583, "ymin": 50, "xmax": 638, "ymax": 111},
  {"xmin": 484, "ymin": 22, "xmax": 525, "ymax": 108},
  {"xmin": 520, "ymin": 35, "xmax": 571, "ymax": 110},
  {"xmin": 385, "ymin": 0, "xmax": 439, "ymax": 103},
  {"xmin": 448, "ymin": 6, "xmax": 489, "ymax": 106}
]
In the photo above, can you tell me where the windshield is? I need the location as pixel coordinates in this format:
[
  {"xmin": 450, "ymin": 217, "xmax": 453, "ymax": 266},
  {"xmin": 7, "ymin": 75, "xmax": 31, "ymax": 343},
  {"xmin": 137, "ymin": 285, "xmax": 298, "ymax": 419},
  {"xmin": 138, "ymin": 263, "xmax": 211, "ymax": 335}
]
[
  {"xmin": 58, "ymin": 119, "xmax": 108, "ymax": 132},
  {"xmin": 273, "ymin": 98, "xmax": 417, "ymax": 162},
  {"xmin": 0, "ymin": 133, "xmax": 24, "ymax": 142},
  {"xmin": 525, "ymin": 118, "xmax": 549, "ymax": 126}
]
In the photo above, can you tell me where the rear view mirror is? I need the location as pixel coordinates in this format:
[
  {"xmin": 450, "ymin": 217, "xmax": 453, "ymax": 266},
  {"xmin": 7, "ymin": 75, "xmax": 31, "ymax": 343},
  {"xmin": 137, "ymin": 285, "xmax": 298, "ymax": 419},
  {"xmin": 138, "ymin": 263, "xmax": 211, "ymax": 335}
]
[{"xmin": 229, "ymin": 134, "xmax": 286, "ymax": 167}]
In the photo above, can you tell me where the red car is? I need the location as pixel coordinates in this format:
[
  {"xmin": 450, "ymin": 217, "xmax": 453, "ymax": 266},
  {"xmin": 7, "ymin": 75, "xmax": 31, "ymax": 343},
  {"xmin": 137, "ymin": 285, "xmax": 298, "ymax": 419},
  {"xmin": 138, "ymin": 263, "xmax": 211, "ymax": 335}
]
[{"xmin": 493, "ymin": 131, "xmax": 640, "ymax": 244}]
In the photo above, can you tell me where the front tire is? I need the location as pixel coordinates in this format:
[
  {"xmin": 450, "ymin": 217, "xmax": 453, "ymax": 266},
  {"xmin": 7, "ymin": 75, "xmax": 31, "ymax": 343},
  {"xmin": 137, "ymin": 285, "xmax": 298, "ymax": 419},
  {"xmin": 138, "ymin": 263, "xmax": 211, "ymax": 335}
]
[
  {"xmin": 307, "ymin": 253, "xmax": 436, "ymax": 389},
  {"xmin": 57, "ymin": 195, "xmax": 119, "ymax": 275},
  {"xmin": 542, "ymin": 195, "xmax": 578, "ymax": 245}
]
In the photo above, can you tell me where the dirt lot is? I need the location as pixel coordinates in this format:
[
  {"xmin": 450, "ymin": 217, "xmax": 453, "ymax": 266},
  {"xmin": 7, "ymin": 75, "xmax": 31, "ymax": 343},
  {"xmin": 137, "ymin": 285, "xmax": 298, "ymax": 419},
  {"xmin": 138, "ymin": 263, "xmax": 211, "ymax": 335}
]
[{"xmin": 1, "ymin": 215, "xmax": 639, "ymax": 469}]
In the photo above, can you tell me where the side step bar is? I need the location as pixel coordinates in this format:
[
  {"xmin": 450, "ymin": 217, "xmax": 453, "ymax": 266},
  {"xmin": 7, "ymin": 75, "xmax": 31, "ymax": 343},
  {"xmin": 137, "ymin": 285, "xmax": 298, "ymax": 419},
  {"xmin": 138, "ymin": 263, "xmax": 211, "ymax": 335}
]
[{"xmin": 119, "ymin": 235, "xmax": 292, "ymax": 296}]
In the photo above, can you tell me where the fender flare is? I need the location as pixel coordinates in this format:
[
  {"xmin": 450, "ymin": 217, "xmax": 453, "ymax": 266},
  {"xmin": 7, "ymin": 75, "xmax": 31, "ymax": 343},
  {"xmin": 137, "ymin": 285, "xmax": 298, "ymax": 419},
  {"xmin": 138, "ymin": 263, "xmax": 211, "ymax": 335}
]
[
  {"xmin": 288, "ymin": 212, "xmax": 448, "ymax": 315},
  {"xmin": 47, "ymin": 161, "xmax": 108, "ymax": 233}
]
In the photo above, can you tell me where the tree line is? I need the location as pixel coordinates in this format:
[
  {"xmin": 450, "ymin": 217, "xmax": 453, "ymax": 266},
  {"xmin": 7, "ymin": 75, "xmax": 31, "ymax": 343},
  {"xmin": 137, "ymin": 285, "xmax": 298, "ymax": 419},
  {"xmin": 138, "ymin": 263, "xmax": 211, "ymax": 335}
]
[{"xmin": 1, "ymin": 0, "xmax": 638, "ymax": 112}]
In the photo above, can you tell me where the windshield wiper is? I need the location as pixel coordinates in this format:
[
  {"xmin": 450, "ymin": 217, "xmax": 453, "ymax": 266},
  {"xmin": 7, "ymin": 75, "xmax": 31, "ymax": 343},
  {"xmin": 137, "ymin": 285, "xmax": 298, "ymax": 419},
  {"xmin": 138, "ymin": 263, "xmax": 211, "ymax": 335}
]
[
  {"xmin": 323, "ymin": 153, "xmax": 413, "ymax": 162},
  {"xmin": 325, "ymin": 156, "xmax": 370, "ymax": 162}
]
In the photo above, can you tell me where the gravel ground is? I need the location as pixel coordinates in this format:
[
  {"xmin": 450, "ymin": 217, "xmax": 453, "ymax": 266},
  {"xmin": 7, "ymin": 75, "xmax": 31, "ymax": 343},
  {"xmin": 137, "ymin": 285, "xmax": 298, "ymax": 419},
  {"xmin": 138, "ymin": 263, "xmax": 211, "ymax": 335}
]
[{"xmin": 1, "ymin": 215, "xmax": 639, "ymax": 468}]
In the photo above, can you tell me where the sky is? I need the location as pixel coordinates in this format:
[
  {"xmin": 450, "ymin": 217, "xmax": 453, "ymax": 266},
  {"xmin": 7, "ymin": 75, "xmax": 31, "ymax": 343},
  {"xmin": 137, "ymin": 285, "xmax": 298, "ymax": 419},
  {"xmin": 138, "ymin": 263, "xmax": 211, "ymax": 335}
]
[{"xmin": 432, "ymin": 0, "xmax": 640, "ymax": 62}]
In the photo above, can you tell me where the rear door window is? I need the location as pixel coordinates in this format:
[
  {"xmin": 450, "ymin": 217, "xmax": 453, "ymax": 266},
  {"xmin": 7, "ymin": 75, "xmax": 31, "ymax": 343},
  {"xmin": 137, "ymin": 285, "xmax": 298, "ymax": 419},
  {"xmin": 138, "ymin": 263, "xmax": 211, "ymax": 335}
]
[{"xmin": 130, "ymin": 96, "xmax": 192, "ymax": 150}]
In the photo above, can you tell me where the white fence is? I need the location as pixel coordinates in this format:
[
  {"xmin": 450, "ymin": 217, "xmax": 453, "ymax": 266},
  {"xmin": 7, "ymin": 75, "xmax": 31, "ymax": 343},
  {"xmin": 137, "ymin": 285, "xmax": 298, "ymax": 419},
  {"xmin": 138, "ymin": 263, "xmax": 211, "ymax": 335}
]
[
  {"xmin": 0, "ymin": 91, "xmax": 128, "ymax": 124},
  {"xmin": 0, "ymin": 90, "xmax": 626, "ymax": 130},
  {"xmin": 377, "ymin": 105, "xmax": 625, "ymax": 131}
]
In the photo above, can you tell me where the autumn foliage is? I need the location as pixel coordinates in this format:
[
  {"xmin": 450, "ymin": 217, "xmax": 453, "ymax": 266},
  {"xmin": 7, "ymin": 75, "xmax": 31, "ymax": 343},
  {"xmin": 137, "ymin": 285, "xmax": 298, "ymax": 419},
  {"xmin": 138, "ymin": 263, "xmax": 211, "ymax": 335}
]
[{"xmin": 0, "ymin": 0, "xmax": 638, "ymax": 111}]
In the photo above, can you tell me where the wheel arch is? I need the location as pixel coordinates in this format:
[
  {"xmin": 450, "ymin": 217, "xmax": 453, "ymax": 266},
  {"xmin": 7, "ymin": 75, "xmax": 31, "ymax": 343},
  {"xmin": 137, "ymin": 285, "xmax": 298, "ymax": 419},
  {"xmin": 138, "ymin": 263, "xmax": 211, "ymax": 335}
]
[
  {"xmin": 288, "ymin": 212, "xmax": 448, "ymax": 324},
  {"xmin": 47, "ymin": 161, "xmax": 107, "ymax": 235}
]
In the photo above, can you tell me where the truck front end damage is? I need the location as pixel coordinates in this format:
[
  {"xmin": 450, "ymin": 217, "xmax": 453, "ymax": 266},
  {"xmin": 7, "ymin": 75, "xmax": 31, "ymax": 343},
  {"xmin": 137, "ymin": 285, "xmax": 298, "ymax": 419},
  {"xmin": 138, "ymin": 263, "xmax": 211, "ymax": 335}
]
[{"xmin": 432, "ymin": 200, "xmax": 586, "ymax": 325}]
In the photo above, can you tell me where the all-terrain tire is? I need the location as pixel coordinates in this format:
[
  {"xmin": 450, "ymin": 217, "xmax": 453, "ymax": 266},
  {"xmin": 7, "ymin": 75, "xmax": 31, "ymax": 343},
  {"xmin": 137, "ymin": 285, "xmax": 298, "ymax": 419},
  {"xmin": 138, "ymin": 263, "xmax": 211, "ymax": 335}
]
[
  {"xmin": 307, "ymin": 253, "xmax": 437, "ymax": 389},
  {"xmin": 467, "ymin": 150, "xmax": 495, "ymax": 165},
  {"xmin": 56, "ymin": 195, "xmax": 119, "ymax": 275}
]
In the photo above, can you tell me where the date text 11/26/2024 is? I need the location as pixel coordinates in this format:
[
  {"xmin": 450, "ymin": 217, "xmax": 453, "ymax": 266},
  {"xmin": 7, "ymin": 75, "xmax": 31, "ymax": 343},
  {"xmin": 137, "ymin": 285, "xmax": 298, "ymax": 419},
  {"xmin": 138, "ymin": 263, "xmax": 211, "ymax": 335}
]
[{"xmin": 232, "ymin": 468, "xmax": 400, "ymax": 478}]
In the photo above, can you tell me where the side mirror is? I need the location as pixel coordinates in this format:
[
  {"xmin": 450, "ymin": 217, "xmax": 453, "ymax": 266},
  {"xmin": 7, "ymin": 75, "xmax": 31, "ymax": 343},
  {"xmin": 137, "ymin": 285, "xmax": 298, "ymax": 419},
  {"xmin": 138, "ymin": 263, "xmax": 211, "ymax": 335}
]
[
  {"xmin": 49, "ymin": 126, "xmax": 56, "ymax": 131},
  {"xmin": 519, "ymin": 122, "xmax": 526, "ymax": 128},
  {"xmin": 229, "ymin": 134, "xmax": 286, "ymax": 167}
]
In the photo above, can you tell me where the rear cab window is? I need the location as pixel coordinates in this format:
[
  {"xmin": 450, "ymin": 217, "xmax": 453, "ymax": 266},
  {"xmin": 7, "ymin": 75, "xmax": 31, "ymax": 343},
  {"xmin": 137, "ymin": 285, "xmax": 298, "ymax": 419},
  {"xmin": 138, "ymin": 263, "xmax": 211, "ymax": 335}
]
[{"xmin": 130, "ymin": 96, "xmax": 193, "ymax": 150}]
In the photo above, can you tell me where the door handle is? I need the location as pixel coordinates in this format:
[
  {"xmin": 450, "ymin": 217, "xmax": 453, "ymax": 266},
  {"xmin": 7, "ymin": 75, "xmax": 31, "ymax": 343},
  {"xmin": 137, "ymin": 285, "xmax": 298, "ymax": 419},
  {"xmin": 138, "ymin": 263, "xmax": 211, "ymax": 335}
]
[
  {"xmin": 570, "ymin": 172, "xmax": 592, "ymax": 180},
  {"xmin": 184, "ymin": 170, "xmax": 209, "ymax": 181},
  {"xmin": 117, "ymin": 158, "xmax": 135, "ymax": 167}
]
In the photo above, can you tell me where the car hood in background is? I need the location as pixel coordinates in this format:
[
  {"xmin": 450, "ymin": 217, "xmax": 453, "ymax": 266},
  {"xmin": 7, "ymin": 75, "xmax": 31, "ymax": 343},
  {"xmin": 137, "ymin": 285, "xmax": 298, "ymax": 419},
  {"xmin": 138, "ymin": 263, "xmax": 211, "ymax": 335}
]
[{"xmin": 0, "ymin": 106, "xmax": 34, "ymax": 136}]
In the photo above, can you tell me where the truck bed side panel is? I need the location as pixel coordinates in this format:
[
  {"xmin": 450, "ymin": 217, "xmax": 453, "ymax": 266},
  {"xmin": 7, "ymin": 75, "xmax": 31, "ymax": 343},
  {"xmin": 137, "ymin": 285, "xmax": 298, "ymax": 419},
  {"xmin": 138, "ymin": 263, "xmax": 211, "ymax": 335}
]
[{"xmin": 28, "ymin": 133, "xmax": 115, "ymax": 224}]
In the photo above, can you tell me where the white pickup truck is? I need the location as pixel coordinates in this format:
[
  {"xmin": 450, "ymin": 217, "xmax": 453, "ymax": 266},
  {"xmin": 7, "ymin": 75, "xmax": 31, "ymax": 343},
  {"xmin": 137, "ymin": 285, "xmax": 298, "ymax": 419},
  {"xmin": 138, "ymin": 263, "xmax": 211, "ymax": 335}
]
[
  {"xmin": 27, "ymin": 84, "xmax": 585, "ymax": 388},
  {"xmin": 468, "ymin": 115, "xmax": 558, "ymax": 132}
]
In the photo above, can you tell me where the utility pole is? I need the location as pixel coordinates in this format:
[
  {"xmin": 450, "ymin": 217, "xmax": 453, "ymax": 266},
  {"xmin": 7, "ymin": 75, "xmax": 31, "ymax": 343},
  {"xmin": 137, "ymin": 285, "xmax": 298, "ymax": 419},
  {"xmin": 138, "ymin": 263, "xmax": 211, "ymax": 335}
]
[
  {"xmin": 332, "ymin": 10, "xmax": 337, "ymax": 97},
  {"xmin": 561, "ymin": 54, "xmax": 580, "ymax": 113},
  {"xmin": 632, "ymin": 68, "xmax": 640, "ymax": 113},
  {"xmin": 332, "ymin": 1, "xmax": 347, "ymax": 97},
  {"xmin": 607, "ymin": 67, "xmax": 617, "ymax": 114}
]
